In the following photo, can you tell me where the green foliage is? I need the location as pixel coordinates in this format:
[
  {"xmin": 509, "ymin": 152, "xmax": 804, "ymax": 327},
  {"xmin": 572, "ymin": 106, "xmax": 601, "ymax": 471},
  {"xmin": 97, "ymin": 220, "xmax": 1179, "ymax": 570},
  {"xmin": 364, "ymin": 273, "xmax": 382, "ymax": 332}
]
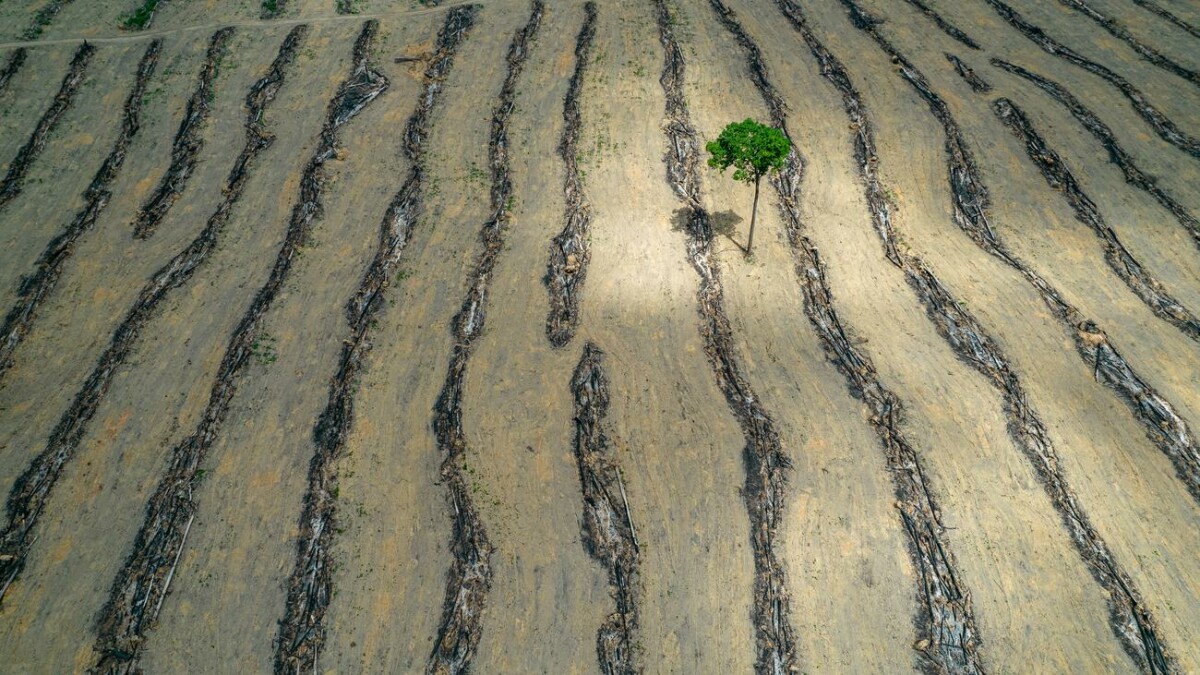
[
  {"xmin": 22, "ymin": 5, "xmax": 57, "ymax": 39},
  {"xmin": 119, "ymin": 0, "xmax": 160, "ymax": 30},
  {"xmin": 705, "ymin": 118, "xmax": 790, "ymax": 184},
  {"xmin": 250, "ymin": 332, "xmax": 278, "ymax": 366}
]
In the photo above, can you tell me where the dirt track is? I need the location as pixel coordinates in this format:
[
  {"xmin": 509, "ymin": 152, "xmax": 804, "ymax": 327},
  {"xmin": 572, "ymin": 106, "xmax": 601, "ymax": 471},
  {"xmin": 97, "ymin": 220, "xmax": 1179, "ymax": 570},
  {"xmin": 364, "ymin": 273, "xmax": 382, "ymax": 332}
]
[{"xmin": 0, "ymin": 0, "xmax": 1198, "ymax": 672}]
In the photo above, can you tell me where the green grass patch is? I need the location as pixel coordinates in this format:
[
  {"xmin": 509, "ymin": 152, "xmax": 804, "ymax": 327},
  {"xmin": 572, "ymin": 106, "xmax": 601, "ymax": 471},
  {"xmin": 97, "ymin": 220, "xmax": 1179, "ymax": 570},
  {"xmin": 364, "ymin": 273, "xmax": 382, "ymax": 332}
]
[{"xmin": 119, "ymin": 0, "xmax": 160, "ymax": 30}]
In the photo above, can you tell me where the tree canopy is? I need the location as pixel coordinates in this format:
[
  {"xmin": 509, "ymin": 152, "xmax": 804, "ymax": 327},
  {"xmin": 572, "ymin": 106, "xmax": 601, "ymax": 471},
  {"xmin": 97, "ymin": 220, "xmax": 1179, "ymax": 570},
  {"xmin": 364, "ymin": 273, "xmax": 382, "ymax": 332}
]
[
  {"xmin": 705, "ymin": 118, "xmax": 790, "ymax": 184},
  {"xmin": 705, "ymin": 119, "xmax": 791, "ymax": 255}
]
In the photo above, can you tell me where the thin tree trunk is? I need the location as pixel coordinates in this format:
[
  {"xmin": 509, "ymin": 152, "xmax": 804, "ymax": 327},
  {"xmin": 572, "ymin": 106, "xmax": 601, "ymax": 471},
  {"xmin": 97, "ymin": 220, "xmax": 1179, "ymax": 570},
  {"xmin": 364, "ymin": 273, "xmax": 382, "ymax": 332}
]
[{"xmin": 748, "ymin": 175, "xmax": 761, "ymax": 255}]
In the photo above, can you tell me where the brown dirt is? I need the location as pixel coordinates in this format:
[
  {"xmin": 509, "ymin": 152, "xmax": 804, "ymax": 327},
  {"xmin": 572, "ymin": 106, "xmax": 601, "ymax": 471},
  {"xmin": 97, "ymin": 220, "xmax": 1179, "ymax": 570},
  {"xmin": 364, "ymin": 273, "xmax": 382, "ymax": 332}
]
[{"xmin": 0, "ymin": 0, "xmax": 1198, "ymax": 672}]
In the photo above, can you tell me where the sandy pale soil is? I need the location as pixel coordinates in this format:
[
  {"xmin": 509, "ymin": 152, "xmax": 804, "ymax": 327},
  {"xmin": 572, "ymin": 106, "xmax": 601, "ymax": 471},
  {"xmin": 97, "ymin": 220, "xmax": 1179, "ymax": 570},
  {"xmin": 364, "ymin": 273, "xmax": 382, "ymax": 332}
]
[{"xmin": 0, "ymin": 0, "xmax": 1198, "ymax": 672}]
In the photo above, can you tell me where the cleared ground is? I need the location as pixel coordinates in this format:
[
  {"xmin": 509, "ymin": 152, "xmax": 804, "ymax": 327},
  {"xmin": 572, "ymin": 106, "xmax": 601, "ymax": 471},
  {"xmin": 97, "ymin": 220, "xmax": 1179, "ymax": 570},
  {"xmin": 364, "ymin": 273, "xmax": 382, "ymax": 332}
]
[{"xmin": 0, "ymin": 0, "xmax": 1197, "ymax": 672}]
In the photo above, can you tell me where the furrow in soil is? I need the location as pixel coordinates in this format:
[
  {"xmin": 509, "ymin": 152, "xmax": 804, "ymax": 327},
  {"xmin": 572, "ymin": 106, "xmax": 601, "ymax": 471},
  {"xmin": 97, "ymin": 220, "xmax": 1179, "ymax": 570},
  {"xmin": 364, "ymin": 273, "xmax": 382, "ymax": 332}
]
[
  {"xmin": 0, "ymin": 42, "xmax": 95, "ymax": 210},
  {"xmin": 0, "ymin": 40, "xmax": 161, "ymax": 381},
  {"xmin": 131, "ymin": 27, "xmax": 234, "ymax": 239},
  {"xmin": 980, "ymin": 0, "xmax": 1200, "ymax": 158},
  {"xmin": 655, "ymin": 1, "xmax": 799, "ymax": 671},
  {"xmin": 1053, "ymin": 0, "xmax": 1200, "ymax": 87},
  {"xmin": 990, "ymin": 58, "xmax": 1200, "ymax": 252},
  {"xmin": 426, "ymin": 5, "xmax": 550, "ymax": 671},
  {"xmin": 543, "ymin": 2, "xmax": 597, "ymax": 349},
  {"xmin": 1131, "ymin": 0, "xmax": 1200, "ymax": 40},
  {"xmin": 992, "ymin": 98, "xmax": 1200, "ymax": 343},
  {"xmin": 834, "ymin": 0, "xmax": 1200, "ymax": 511},
  {"xmin": 898, "ymin": 0, "xmax": 980, "ymax": 50},
  {"xmin": 946, "ymin": 53, "xmax": 991, "ymax": 92},
  {"xmin": 779, "ymin": 0, "xmax": 1176, "ymax": 670},
  {"xmin": 0, "ymin": 48, "xmax": 27, "ymax": 94},
  {"xmin": 268, "ymin": 6, "xmax": 481, "ymax": 674},
  {"xmin": 708, "ymin": 0, "xmax": 984, "ymax": 671},
  {"xmin": 78, "ymin": 25, "xmax": 309, "ymax": 673},
  {"xmin": 570, "ymin": 342, "xmax": 641, "ymax": 674}
]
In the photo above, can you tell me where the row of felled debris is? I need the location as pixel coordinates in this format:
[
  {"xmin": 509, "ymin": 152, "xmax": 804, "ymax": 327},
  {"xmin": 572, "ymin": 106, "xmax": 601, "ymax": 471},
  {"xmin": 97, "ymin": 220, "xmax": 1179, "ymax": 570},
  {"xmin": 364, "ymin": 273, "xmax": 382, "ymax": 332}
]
[
  {"xmin": 425, "ymin": 4, "xmax": 518, "ymax": 674},
  {"xmin": 855, "ymin": 3, "xmax": 1200, "ymax": 518},
  {"xmin": 661, "ymin": 2, "xmax": 799, "ymax": 672},
  {"xmin": 0, "ymin": 40, "xmax": 160, "ymax": 379},
  {"xmin": 570, "ymin": 343, "xmax": 641, "ymax": 675},
  {"xmin": 0, "ymin": 41, "xmax": 100, "ymax": 606},
  {"xmin": 543, "ymin": 2, "xmax": 597, "ymax": 348},
  {"xmin": 133, "ymin": 28, "xmax": 234, "ymax": 238},
  {"xmin": 990, "ymin": 59, "xmax": 1200, "ymax": 250},
  {"xmin": 1131, "ymin": 0, "xmax": 1200, "ymax": 39},
  {"xmin": 985, "ymin": 96, "xmax": 1200, "ymax": 506},
  {"xmin": 753, "ymin": 0, "xmax": 993, "ymax": 670},
  {"xmin": 982, "ymin": 0, "xmax": 1200, "ymax": 158},
  {"xmin": 828, "ymin": 1, "xmax": 1177, "ymax": 669},
  {"xmin": 0, "ymin": 42, "xmax": 94, "ymax": 209},
  {"xmin": 0, "ymin": 49, "xmax": 27, "ymax": 95},
  {"xmin": 945, "ymin": 53, "xmax": 991, "ymax": 93},
  {"xmin": 1056, "ymin": 0, "xmax": 1200, "ymax": 87},
  {"xmin": 80, "ymin": 25, "xmax": 310, "ymax": 673},
  {"xmin": 994, "ymin": 98, "xmax": 1200, "ymax": 342}
]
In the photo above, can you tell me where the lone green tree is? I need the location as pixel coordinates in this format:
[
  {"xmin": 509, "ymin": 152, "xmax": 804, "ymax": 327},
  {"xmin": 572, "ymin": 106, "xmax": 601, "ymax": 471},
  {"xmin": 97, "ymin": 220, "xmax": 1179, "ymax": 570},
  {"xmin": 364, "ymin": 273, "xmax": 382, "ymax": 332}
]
[{"xmin": 705, "ymin": 118, "xmax": 791, "ymax": 256}]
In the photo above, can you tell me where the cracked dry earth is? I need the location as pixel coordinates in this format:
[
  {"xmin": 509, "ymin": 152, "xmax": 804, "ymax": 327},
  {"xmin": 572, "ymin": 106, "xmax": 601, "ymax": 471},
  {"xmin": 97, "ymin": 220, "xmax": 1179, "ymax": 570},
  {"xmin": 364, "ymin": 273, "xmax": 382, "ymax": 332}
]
[{"xmin": 0, "ymin": 0, "xmax": 1198, "ymax": 672}]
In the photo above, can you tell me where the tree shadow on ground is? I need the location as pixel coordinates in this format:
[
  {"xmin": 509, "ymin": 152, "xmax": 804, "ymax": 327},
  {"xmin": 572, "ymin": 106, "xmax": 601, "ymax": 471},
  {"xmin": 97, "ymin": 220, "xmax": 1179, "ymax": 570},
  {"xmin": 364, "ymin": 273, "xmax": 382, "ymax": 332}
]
[{"xmin": 670, "ymin": 207, "xmax": 746, "ymax": 252}]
